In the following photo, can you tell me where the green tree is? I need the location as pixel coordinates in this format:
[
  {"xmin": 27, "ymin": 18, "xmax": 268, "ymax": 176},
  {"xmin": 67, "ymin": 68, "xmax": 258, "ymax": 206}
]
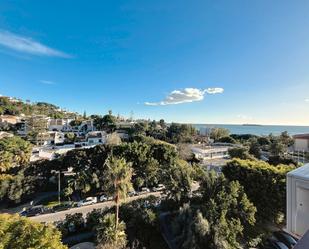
[
  {"xmin": 162, "ymin": 159, "xmax": 193, "ymax": 203},
  {"xmin": 96, "ymin": 213, "xmax": 127, "ymax": 249},
  {"xmin": 69, "ymin": 119, "xmax": 82, "ymax": 127},
  {"xmin": 248, "ymin": 138, "xmax": 262, "ymax": 159},
  {"xmin": 0, "ymin": 213, "xmax": 67, "ymax": 249},
  {"xmin": 167, "ymin": 123, "xmax": 197, "ymax": 143},
  {"xmin": 172, "ymin": 171, "xmax": 256, "ymax": 249},
  {"xmin": 218, "ymin": 136, "xmax": 237, "ymax": 144},
  {"xmin": 228, "ymin": 146, "xmax": 254, "ymax": 160},
  {"xmin": 279, "ymin": 131, "xmax": 294, "ymax": 147},
  {"xmin": 104, "ymin": 156, "xmax": 133, "ymax": 231},
  {"xmin": 68, "ymin": 169, "xmax": 93, "ymax": 197},
  {"xmin": 26, "ymin": 115, "xmax": 48, "ymax": 145},
  {"xmin": 102, "ymin": 111, "xmax": 117, "ymax": 132},
  {"xmin": 209, "ymin": 128, "xmax": 230, "ymax": 142},
  {"xmin": 269, "ymin": 139, "xmax": 287, "ymax": 157},
  {"xmin": 132, "ymin": 122, "xmax": 149, "ymax": 136},
  {"xmin": 223, "ymin": 159, "xmax": 295, "ymax": 222},
  {"xmin": 56, "ymin": 213, "xmax": 85, "ymax": 237},
  {"xmin": 0, "ymin": 136, "xmax": 33, "ymax": 172},
  {"xmin": 159, "ymin": 119, "xmax": 167, "ymax": 129},
  {"xmin": 65, "ymin": 132, "xmax": 76, "ymax": 143}
]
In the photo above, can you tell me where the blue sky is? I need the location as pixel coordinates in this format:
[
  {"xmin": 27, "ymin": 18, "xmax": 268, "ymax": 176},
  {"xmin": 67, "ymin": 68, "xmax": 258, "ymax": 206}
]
[{"xmin": 0, "ymin": 0, "xmax": 309, "ymax": 125}]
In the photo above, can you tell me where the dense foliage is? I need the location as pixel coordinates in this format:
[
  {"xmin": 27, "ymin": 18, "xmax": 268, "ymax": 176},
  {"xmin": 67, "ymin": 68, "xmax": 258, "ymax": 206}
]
[
  {"xmin": 0, "ymin": 136, "xmax": 32, "ymax": 172},
  {"xmin": 0, "ymin": 137, "xmax": 193, "ymax": 206},
  {"xmin": 0, "ymin": 213, "xmax": 67, "ymax": 249},
  {"xmin": 56, "ymin": 196, "xmax": 166, "ymax": 249},
  {"xmin": 209, "ymin": 127, "xmax": 230, "ymax": 141},
  {"xmin": 96, "ymin": 213, "xmax": 127, "ymax": 249},
  {"xmin": 228, "ymin": 146, "xmax": 255, "ymax": 160},
  {"xmin": 171, "ymin": 171, "xmax": 256, "ymax": 249},
  {"xmin": 223, "ymin": 159, "xmax": 295, "ymax": 222}
]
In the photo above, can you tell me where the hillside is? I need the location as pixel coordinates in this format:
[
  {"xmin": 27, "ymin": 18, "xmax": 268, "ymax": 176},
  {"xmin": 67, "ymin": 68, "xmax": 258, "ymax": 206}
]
[{"xmin": 0, "ymin": 96, "xmax": 79, "ymax": 119}]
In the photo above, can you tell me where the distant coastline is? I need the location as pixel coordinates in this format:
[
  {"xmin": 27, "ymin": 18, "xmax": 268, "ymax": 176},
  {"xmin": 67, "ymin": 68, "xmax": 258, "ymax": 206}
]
[
  {"xmin": 192, "ymin": 124, "xmax": 309, "ymax": 136},
  {"xmin": 242, "ymin": 124, "xmax": 262, "ymax": 127}
]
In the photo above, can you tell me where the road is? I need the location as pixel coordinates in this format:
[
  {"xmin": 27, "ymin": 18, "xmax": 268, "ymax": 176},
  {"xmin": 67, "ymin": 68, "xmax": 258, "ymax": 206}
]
[{"xmin": 30, "ymin": 192, "xmax": 160, "ymax": 223}]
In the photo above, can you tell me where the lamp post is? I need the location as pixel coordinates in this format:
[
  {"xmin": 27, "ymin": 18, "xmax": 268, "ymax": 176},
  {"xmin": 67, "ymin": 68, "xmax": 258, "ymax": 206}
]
[{"xmin": 51, "ymin": 167, "xmax": 75, "ymax": 205}]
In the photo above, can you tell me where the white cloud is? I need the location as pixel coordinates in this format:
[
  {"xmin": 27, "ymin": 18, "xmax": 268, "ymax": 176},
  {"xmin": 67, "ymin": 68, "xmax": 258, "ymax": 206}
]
[
  {"xmin": 0, "ymin": 30, "xmax": 71, "ymax": 58},
  {"xmin": 305, "ymin": 98, "xmax": 309, "ymax": 102},
  {"xmin": 144, "ymin": 87, "xmax": 224, "ymax": 106},
  {"xmin": 40, "ymin": 80, "xmax": 55, "ymax": 85},
  {"xmin": 205, "ymin": 87, "xmax": 224, "ymax": 94}
]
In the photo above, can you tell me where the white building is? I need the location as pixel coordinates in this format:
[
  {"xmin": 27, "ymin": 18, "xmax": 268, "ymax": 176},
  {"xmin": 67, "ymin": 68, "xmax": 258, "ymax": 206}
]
[
  {"xmin": 293, "ymin": 134, "xmax": 309, "ymax": 152},
  {"xmin": 86, "ymin": 131, "xmax": 107, "ymax": 145},
  {"xmin": 191, "ymin": 145, "xmax": 230, "ymax": 160},
  {"xmin": 287, "ymin": 163, "xmax": 309, "ymax": 236},
  {"xmin": 37, "ymin": 131, "xmax": 65, "ymax": 146},
  {"xmin": 48, "ymin": 118, "xmax": 73, "ymax": 132}
]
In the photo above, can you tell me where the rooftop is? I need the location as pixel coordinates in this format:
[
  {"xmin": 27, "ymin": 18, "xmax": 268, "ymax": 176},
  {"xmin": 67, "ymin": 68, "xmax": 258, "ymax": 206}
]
[
  {"xmin": 293, "ymin": 134, "xmax": 309, "ymax": 139},
  {"xmin": 287, "ymin": 163, "xmax": 309, "ymax": 181}
]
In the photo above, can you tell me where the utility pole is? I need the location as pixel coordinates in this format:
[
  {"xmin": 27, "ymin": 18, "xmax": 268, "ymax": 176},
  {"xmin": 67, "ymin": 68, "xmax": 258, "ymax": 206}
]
[{"xmin": 58, "ymin": 171, "xmax": 61, "ymax": 204}]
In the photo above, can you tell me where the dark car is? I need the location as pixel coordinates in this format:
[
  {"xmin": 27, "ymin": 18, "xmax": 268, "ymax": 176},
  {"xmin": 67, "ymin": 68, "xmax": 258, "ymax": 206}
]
[
  {"xmin": 52, "ymin": 202, "xmax": 74, "ymax": 212},
  {"xmin": 273, "ymin": 231, "xmax": 298, "ymax": 249},
  {"xmin": 19, "ymin": 205, "xmax": 46, "ymax": 217}
]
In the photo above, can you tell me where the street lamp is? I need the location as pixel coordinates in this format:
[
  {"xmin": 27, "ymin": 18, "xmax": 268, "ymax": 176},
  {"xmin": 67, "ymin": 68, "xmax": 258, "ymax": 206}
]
[{"xmin": 51, "ymin": 167, "xmax": 75, "ymax": 205}]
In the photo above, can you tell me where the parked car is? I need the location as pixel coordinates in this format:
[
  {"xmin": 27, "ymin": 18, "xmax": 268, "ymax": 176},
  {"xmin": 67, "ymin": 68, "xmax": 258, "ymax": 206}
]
[
  {"xmin": 19, "ymin": 205, "xmax": 47, "ymax": 217},
  {"xmin": 52, "ymin": 202, "xmax": 74, "ymax": 212},
  {"xmin": 153, "ymin": 184, "xmax": 165, "ymax": 192},
  {"xmin": 273, "ymin": 231, "xmax": 298, "ymax": 249},
  {"xmin": 77, "ymin": 197, "xmax": 97, "ymax": 207}
]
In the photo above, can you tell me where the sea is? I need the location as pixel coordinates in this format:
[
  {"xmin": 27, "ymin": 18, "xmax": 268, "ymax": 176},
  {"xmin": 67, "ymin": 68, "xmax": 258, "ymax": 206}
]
[{"xmin": 193, "ymin": 124, "xmax": 309, "ymax": 136}]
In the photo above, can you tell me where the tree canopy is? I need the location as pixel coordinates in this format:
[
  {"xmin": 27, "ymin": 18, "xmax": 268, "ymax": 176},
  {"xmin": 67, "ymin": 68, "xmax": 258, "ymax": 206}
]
[
  {"xmin": 0, "ymin": 136, "xmax": 32, "ymax": 172},
  {"xmin": 172, "ymin": 171, "xmax": 256, "ymax": 249},
  {"xmin": 0, "ymin": 213, "xmax": 67, "ymax": 249},
  {"xmin": 223, "ymin": 159, "xmax": 295, "ymax": 222}
]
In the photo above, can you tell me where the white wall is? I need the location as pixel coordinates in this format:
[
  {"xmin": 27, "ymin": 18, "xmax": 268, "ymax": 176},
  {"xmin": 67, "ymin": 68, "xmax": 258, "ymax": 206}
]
[{"xmin": 287, "ymin": 164, "xmax": 309, "ymax": 236}]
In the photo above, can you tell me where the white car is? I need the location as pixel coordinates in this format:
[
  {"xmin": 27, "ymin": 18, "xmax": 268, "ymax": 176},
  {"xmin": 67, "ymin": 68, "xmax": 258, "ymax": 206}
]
[
  {"xmin": 153, "ymin": 184, "xmax": 166, "ymax": 192},
  {"xmin": 99, "ymin": 195, "xmax": 113, "ymax": 202},
  {"xmin": 77, "ymin": 197, "xmax": 97, "ymax": 207}
]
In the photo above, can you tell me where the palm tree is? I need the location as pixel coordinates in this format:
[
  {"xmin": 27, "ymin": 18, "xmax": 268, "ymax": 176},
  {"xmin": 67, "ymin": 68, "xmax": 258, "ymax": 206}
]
[
  {"xmin": 105, "ymin": 156, "xmax": 133, "ymax": 231},
  {"xmin": 68, "ymin": 170, "xmax": 92, "ymax": 197}
]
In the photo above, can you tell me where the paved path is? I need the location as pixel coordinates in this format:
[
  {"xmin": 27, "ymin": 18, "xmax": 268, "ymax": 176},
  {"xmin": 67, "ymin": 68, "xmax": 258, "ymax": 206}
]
[{"xmin": 30, "ymin": 192, "xmax": 160, "ymax": 223}]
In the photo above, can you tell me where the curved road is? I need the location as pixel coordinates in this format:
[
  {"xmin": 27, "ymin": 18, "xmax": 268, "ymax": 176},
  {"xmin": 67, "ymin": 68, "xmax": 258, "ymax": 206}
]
[{"xmin": 30, "ymin": 192, "xmax": 160, "ymax": 223}]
